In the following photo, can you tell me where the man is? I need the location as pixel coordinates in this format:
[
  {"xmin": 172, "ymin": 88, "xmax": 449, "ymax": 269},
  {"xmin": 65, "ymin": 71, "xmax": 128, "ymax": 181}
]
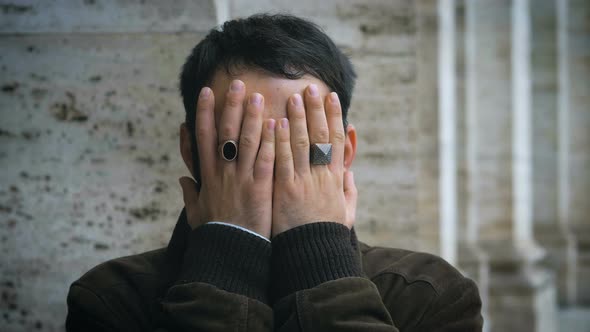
[{"xmin": 66, "ymin": 14, "xmax": 483, "ymax": 331}]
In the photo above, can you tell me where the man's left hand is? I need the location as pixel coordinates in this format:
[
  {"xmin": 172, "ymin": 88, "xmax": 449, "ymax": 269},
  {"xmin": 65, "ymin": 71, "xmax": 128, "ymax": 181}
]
[{"xmin": 272, "ymin": 84, "xmax": 356, "ymax": 237}]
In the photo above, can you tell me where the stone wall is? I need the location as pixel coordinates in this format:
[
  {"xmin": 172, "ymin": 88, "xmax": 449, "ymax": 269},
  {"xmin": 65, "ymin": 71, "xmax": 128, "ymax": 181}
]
[
  {"xmin": 0, "ymin": 1, "xmax": 215, "ymax": 331},
  {"xmin": 0, "ymin": 1, "xmax": 588, "ymax": 331}
]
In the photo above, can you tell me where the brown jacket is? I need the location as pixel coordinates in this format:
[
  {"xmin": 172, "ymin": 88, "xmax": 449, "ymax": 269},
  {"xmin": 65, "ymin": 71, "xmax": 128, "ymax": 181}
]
[{"xmin": 66, "ymin": 208, "xmax": 483, "ymax": 331}]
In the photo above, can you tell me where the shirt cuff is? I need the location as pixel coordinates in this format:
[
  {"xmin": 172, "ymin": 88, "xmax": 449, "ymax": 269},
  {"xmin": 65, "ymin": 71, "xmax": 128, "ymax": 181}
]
[{"xmin": 207, "ymin": 221, "xmax": 270, "ymax": 242}]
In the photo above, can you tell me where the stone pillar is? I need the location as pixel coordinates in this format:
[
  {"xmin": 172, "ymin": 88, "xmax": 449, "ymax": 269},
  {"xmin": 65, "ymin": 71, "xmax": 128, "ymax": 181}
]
[
  {"xmin": 415, "ymin": 0, "xmax": 443, "ymax": 258},
  {"xmin": 435, "ymin": 0, "xmax": 458, "ymax": 265},
  {"xmin": 562, "ymin": 0, "xmax": 590, "ymax": 306},
  {"xmin": 416, "ymin": 0, "xmax": 467, "ymax": 269},
  {"xmin": 531, "ymin": 0, "xmax": 577, "ymax": 307},
  {"xmin": 463, "ymin": 0, "xmax": 557, "ymax": 331},
  {"xmin": 454, "ymin": 0, "xmax": 491, "ymax": 328}
]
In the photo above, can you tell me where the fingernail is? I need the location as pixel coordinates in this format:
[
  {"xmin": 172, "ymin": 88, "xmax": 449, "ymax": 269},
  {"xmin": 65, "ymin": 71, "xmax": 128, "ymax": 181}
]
[
  {"xmin": 230, "ymin": 80, "xmax": 243, "ymax": 92},
  {"xmin": 267, "ymin": 119, "xmax": 276, "ymax": 130},
  {"xmin": 280, "ymin": 118, "xmax": 289, "ymax": 128},
  {"xmin": 308, "ymin": 84, "xmax": 319, "ymax": 97},
  {"xmin": 250, "ymin": 93, "xmax": 262, "ymax": 105},
  {"xmin": 200, "ymin": 87, "xmax": 210, "ymax": 98},
  {"xmin": 330, "ymin": 92, "xmax": 339, "ymax": 104},
  {"xmin": 291, "ymin": 94, "xmax": 302, "ymax": 106}
]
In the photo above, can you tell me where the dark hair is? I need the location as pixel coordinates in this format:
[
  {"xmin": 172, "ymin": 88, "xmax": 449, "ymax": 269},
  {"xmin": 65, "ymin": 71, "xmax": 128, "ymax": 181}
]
[{"xmin": 179, "ymin": 13, "xmax": 356, "ymax": 182}]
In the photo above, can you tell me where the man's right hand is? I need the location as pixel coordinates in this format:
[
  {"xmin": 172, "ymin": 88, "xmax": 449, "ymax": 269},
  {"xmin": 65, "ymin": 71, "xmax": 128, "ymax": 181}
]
[{"xmin": 179, "ymin": 80, "xmax": 276, "ymax": 239}]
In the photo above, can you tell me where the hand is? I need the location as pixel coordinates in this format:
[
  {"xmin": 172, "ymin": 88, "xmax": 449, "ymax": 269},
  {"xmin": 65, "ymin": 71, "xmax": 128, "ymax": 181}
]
[
  {"xmin": 343, "ymin": 170, "xmax": 358, "ymax": 227},
  {"xmin": 179, "ymin": 80, "xmax": 276, "ymax": 239},
  {"xmin": 272, "ymin": 84, "xmax": 354, "ymax": 237}
]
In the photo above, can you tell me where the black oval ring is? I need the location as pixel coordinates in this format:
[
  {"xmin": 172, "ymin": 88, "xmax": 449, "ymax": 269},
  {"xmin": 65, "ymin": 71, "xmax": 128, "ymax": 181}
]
[{"xmin": 219, "ymin": 140, "xmax": 238, "ymax": 161}]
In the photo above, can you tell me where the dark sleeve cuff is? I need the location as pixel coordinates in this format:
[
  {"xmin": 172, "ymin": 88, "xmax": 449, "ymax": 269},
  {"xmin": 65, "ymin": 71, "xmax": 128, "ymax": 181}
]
[
  {"xmin": 271, "ymin": 222, "xmax": 362, "ymax": 302},
  {"xmin": 177, "ymin": 223, "xmax": 271, "ymax": 304}
]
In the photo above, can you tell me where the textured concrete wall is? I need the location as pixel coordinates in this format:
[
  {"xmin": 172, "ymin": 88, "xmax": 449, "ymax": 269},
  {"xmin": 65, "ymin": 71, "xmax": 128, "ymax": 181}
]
[
  {"xmin": 1, "ymin": 0, "xmax": 587, "ymax": 331},
  {"xmin": 0, "ymin": 1, "xmax": 215, "ymax": 331}
]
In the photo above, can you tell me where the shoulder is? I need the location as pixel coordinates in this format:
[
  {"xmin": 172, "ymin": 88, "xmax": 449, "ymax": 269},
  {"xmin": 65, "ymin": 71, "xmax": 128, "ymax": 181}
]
[
  {"xmin": 359, "ymin": 242, "xmax": 482, "ymax": 329},
  {"xmin": 66, "ymin": 248, "xmax": 170, "ymax": 329},
  {"xmin": 67, "ymin": 248, "xmax": 170, "ymax": 314},
  {"xmin": 360, "ymin": 242, "xmax": 470, "ymax": 295},
  {"xmin": 71, "ymin": 248, "xmax": 169, "ymax": 292}
]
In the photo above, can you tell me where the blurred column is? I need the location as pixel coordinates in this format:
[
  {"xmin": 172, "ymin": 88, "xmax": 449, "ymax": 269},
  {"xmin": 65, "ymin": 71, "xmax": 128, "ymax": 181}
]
[
  {"xmin": 454, "ymin": 0, "xmax": 490, "ymax": 326},
  {"xmin": 415, "ymin": 0, "xmax": 444, "ymax": 258},
  {"xmin": 531, "ymin": 0, "xmax": 577, "ymax": 306},
  {"xmin": 561, "ymin": 0, "xmax": 590, "ymax": 306},
  {"xmin": 437, "ymin": 0, "xmax": 459, "ymax": 266},
  {"xmin": 463, "ymin": 0, "xmax": 557, "ymax": 331}
]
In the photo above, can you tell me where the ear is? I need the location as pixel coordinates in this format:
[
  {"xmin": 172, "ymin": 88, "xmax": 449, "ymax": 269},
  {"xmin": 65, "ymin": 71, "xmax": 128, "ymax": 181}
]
[
  {"xmin": 344, "ymin": 124, "xmax": 357, "ymax": 171},
  {"xmin": 179, "ymin": 123, "xmax": 195, "ymax": 178}
]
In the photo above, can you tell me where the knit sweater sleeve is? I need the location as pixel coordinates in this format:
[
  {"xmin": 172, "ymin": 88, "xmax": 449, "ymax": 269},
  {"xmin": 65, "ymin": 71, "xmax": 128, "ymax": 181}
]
[
  {"xmin": 161, "ymin": 223, "xmax": 273, "ymax": 331},
  {"xmin": 270, "ymin": 222, "xmax": 483, "ymax": 332},
  {"xmin": 66, "ymin": 222, "xmax": 274, "ymax": 332},
  {"xmin": 271, "ymin": 222, "xmax": 400, "ymax": 331}
]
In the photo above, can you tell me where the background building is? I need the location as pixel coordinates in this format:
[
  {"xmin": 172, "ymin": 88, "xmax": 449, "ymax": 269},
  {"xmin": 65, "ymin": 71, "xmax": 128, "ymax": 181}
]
[{"xmin": 0, "ymin": 0, "xmax": 588, "ymax": 331}]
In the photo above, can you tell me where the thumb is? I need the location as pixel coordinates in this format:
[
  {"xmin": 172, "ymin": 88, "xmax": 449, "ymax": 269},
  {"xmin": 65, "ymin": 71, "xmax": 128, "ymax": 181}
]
[
  {"xmin": 343, "ymin": 170, "xmax": 358, "ymax": 228},
  {"xmin": 179, "ymin": 176, "xmax": 200, "ymax": 229}
]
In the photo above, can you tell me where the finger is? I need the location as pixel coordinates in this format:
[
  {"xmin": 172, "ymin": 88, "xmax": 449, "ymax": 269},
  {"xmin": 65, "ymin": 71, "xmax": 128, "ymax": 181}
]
[
  {"xmin": 304, "ymin": 84, "xmax": 330, "ymax": 145},
  {"xmin": 195, "ymin": 87, "xmax": 217, "ymax": 179},
  {"xmin": 218, "ymin": 79, "xmax": 246, "ymax": 156},
  {"xmin": 179, "ymin": 176, "xmax": 201, "ymax": 228},
  {"xmin": 343, "ymin": 170, "xmax": 357, "ymax": 228},
  {"xmin": 325, "ymin": 92, "xmax": 345, "ymax": 173},
  {"xmin": 287, "ymin": 93, "xmax": 310, "ymax": 174},
  {"xmin": 254, "ymin": 119, "xmax": 276, "ymax": 181},
  {"xmin": 275, "ymin": 118, "xmax": 294, "ymax": 181},
  {"xmin": 238, "ymin": 93, "xmax": 264, "ymax": 173}
]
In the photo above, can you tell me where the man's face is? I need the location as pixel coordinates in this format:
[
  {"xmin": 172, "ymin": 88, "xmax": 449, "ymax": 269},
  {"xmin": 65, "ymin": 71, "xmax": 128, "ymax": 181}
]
[{"xmin": 179, "ymin": 68, "xmax": 357, "ymax": 178}]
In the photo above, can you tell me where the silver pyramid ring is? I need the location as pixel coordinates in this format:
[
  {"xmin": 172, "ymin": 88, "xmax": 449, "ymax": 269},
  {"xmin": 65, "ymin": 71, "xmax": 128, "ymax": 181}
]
[
  {"xmin": 219, "ymin": 140, "xmax": 238, "ymax": 161},
  {"xmin": 310, "ymin": 143, "xmax": 332, "ymax": 165}
]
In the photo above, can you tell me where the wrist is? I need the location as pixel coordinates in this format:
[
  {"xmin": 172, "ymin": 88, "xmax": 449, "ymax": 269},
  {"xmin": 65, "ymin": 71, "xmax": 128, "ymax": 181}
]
[{"xmin": 230, "ymin": 210, "xmax": 273, "ymax": 239}]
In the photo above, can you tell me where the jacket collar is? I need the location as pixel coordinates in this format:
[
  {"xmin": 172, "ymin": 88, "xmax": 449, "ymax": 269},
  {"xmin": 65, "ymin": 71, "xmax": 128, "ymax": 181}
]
[{"xmin": 166, "ymin": 207, "xmax": 191, "ymax": 265}]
